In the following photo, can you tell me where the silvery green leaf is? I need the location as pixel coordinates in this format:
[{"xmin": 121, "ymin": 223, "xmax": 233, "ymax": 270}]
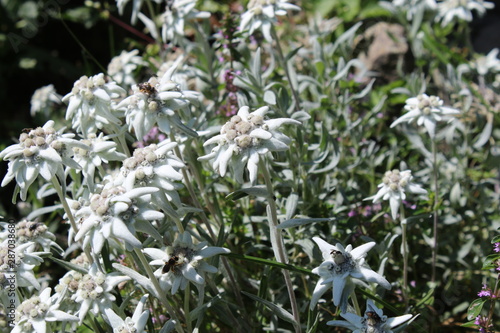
[
  {"xmin": 473, "ymin": 114, "xmax": 493, "ymax": 149},
  {"xmin": 112, "ymin": 263, "xmax": 157, "ymax": 298},
  {"xmin": 350, "ymin": 79, "xmax": 375, "ymax": 100},
  {"xmin": 291, "ymin": 110, "xmax": 311, "ymax": 121},
  {"xmin": 285, "ymin": 192, "xmax": 299, "ymax": 220},
  {"xmin": 333, "ymin": 58, "xmax": 366, "ymax": 81},
  {"xmin": 252, "ymin": 47, "xmax": 263, "ymax": 88},
  {"xmin": 264, "ymin": 90, "xmax": 276, "ymax": 105},
  {"xmin": 27, "ymin": 203, "xmax": 63, "ymax": 220},
  {"xmin": 332, "ymin": 22, "xmax": 362, "ymax": 54},
  {"xmin": 450, "ymin": 182, "xmax": 462, "ymax": 206},
  {"xmin": 51, "ymin": 257, "xmax": 88, "ymax": 274},
  {"xmin": 226, "ymin": 185, "xmax": 269, "ymax": 200},
  {"xmin": 242, "ymin": 291, "xmax": 296, "ymax": 325},
  {"xmin": 159, "ymin": 320, "xmax": 177, "ymax": 333},
  {"xmin": 278, "ymin": 218, "xmax": 331, "ymax": 229}
]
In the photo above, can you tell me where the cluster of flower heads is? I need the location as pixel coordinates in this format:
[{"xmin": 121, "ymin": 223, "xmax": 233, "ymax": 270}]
[
  {"xmin": 310, "ymin": 237, "xmax": 392, "ymax": 313},
  {"xmin": 12, "ymin": 287, "xmax": 79, "ymax": 333},
  {"xmin": 0, "ymin": 121, "xmax": 88, "ymax": 200},
  {"xmin": 382, "ymin": 0, "xmax": 495, "ymax": 27},
  {"xmin": 366, "ymin": 169, "xmax": 427, "ymax": 220},
  {"xmin": 390, "ymin": 94, "xmax": 460, "ymax": 139},
  {"xmin": 117, "ymin": 60, "xmax": 201, "ymax": 140},
  {"xmin": 329, "ymin": 299, "xmax": 413, "ymax": 332},
  {"xmin": 63, "ymin": 73, "xmax": 126, "ymax": 136},
  {"xmin": 239, "ymin": 0, "xmax": 301, "ymax": 42},
  {"xmin": 199, "ymin": 105, "xmax": 300, "ymax": 183},
  {"xmin": 144, "ymin": 231, "xmax": 230, "ymax": 294}
]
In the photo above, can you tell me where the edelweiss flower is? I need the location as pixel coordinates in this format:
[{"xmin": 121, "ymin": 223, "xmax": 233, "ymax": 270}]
[
  {"xmin": 0, "ymin": 220, "xmax": 62, "ymax": 253},
  {"xmin": 380, "ymin": 0, "xmax": 436, "ymax": 21},
  {"xmin": 198, "ymin": 106, "xmax": 300, "ymax": 183},
  {"xmin": 160, "ymin": 0, "xmax": 210, "ymax": 44},
  {"xmin": 365, "ymin": 169, "xmax": 427, "ymax": 220},
  {"xmin": 104, "ymin": 294, "xmax": 149, "ymax": 333},
  {"xmin": 327, "ymin": 299, "xmax": 414, "ymax": 333},
  {"xmin": 74, "ymin": 185, "xmax": 164, "ymax": 254},
  {"xmin": 117, "ymin": 60, "xmax": 201, "ymax": 140},
  {"xmin": 108, "ymin": 49, "xmax": 146, "ymax": 87},
  {"xmin": 72, "ymin": 132, "xmax": 127, "ymax": 190},
  {"xmin": 30, "ymin": 84, "xmax": 62, "ymax": 117},
  {"xmin": 71, "ymin": 263, "xmax": 130, "ymax": 323},
  {"xmin": 0, "ymin": 121, "xmax": 88, "ymax": 200},
  {"xmin": 390, "ymin": 94, "xmax": 460, "ymax": 138},
  {"xmin": 12, "ymin": 287, "xmax": 79, "ymax": 333},
  {"xmin": 62, "ymin": 73, "xmax": 126, "ymax": 136},
  {"xmin": 436, "ymin": 0, "xmax": 494, "ymax": 26},
  {"xmin": 116, "ymin": 0, "xmax": 162, "ymax": 24},
  {"xmin": 310, "ymin": 237, "xmax": 391, "ymax": 313},
  {"xmin": 459, "ymin": 48, "xmax": 500, "ymax": 76},
  {"xmin": 144, "ymin": 231, "xmax": 230, "ymax": 294},
  {"xmin": 115, "ymin": 141, "xmax": 185, "ymax": 206},
  {"xmin": 240, "ymin": 0, "xmax": 301, "ymax": 42},
  {"xmin": 0, "ymin": 242, "xmax": 48, "ymax": 290}
]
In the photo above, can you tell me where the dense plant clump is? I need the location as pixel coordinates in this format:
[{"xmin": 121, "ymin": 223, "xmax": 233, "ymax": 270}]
[{"xmin": 1, "ymin": 0, "xmax": 500, "ymax": 332}]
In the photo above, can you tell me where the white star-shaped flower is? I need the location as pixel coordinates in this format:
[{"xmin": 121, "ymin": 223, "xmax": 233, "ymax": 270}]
[
  {"xmin": 144, "ymin": 231, "xmax": 230, "ymax": 294},
  {"xmin": 107, "ymin": 49, "xmax": 147, "ymax": 88},
  {"xmin": 71, "ymin": 263, "xmax": 130, "ymax": 323},
  {"xmin": 0, "ymin": 220, "xmax": 62, "ymax": 254},
  {"xmin": 390, "ymin": 94, "xmax": 460, "ymax": 139},
  {"xmin": 116, "ymin": 141, "xmax": 185, "ymax": 207},
  {"xmin": 117, "ymin": 60, "xmax": 201, "ymax": 140},
  {"xmin": 365, "ymin": 169, "xmax": 427, "ymax": 220},
  {"xmin": 310, "ymin": 237, "xmax": 391, "ymax": 313},
  {"xmin": 327, "ymin": 299, "xmax": 414, "ymax": 332},
  {"xmin": 62, "ymin": 73, "xmax": 126, "ymax": 136},
  {"xmin": 436, "ymin": 0, "xmax": 494, "ymax": 26},
  {"xmin": 198, "ymin": 105, "xmax": 300, "ymax": 184},
  {"xmin": 74, "ymin": 185, "xmax": 163, "ymax": 254},
  {"xmin": 30, "ymin": 84, "xmax": 62, "ymax": 117},
  {"xmin": 12, "ymin": 287, "xmax": 79, "ymax": 333},
  {"xmin": 160, "ymin": 0, "xmax": 211, "ymax": 44},
  {"xmin": 104, "ymin": 293, "xmax": 149, "ymax": 333},
  {"xmin": 0, "ymin": 241, "xmax": 48, "ymax": 290},
  {"xmin": 0, "ymin": 121, "xmax": 88, "ymax": 201},
  {"xmin": 240, "ymin": 0, "xmax": 301, "ymax": 42},
  {"xmin": 72, "ymin": 132, "xmax": 127, "ymax": 191}
]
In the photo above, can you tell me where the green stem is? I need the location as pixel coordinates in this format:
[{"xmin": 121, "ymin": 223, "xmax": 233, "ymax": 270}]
[
  {"xmin": 351, "ymin": 290, "xmax": 361, "ymax": 316},
  {"xmin": 431, "ymin": 139, "xmax": 439, "ymax": 283},
  {"xmin": 51, "ymin": 176, "xmax": 94, "ymax": 265},
  {"xmin": 486, "ymin": 274, "xmax": 500, "ymax": 328},
  {"xmin": 400, "ymin": 206, "xmax": 408, "ymax": 308},
  {"xmin": 133, "ymin": 248, "xmax": 185, "ymax": 332},
  {"xmin": 168, "ymin": 133, "xmax": 246, "ymax": 312},
  {"xmin": 270, "ymin": 26, "xmax": 301, "ymax": 112},
  {"xmin": 185, "ymin": 283, "xmax": 192, "ymax": 332},
  {"xmin": 259, "ymin": 159, "xmax": 301, "ymax": 333}
]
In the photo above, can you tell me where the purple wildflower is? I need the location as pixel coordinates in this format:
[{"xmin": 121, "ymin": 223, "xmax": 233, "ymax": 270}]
[
  {"xmin": 494, "ymin": 242, "xmax": 500, "ymax": 253},
  {"xmin": 478, "ymin": 284, "xmax": 492, "ymax": 298}
]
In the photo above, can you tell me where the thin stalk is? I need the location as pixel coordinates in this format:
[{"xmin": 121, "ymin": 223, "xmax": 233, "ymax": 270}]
[
  {"xmin": 486, "ymin": 274, "xmax": 500, "ymax": 328},
  {"xmin": 270, "ymin": 26, "xmax": 301, "ymax": 112},
  {"xmin": 431, "ymin": 139, "xmax": 439, "ymax": 283},
  {"xmin": 351, "ymin": 290, "xmax": 361, "ymax": 316},
  {"xmin": 400, "ymin": 206, "xmax": 408, "ymax": 308},
  {"xmin": 168, "ymin": 133, "xmax": 246, "ymax": 312},
  {"xmin": 133, "ymin": 248, "xmax": 185, "ymax": 333},
  {"xmin": 184, "ymin": 283, "xmax": 192, "ymax": 332},
  {"xmin": 112, "ymin": 124, "xmax": 131, "ymax": 157},
  {"xmin": 259, "ymin": 159, "xmax": 301, "ymax": 333},
  {"xmin": 51, "ymin": 176, "xmax": 94, "ymax": 265}
]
